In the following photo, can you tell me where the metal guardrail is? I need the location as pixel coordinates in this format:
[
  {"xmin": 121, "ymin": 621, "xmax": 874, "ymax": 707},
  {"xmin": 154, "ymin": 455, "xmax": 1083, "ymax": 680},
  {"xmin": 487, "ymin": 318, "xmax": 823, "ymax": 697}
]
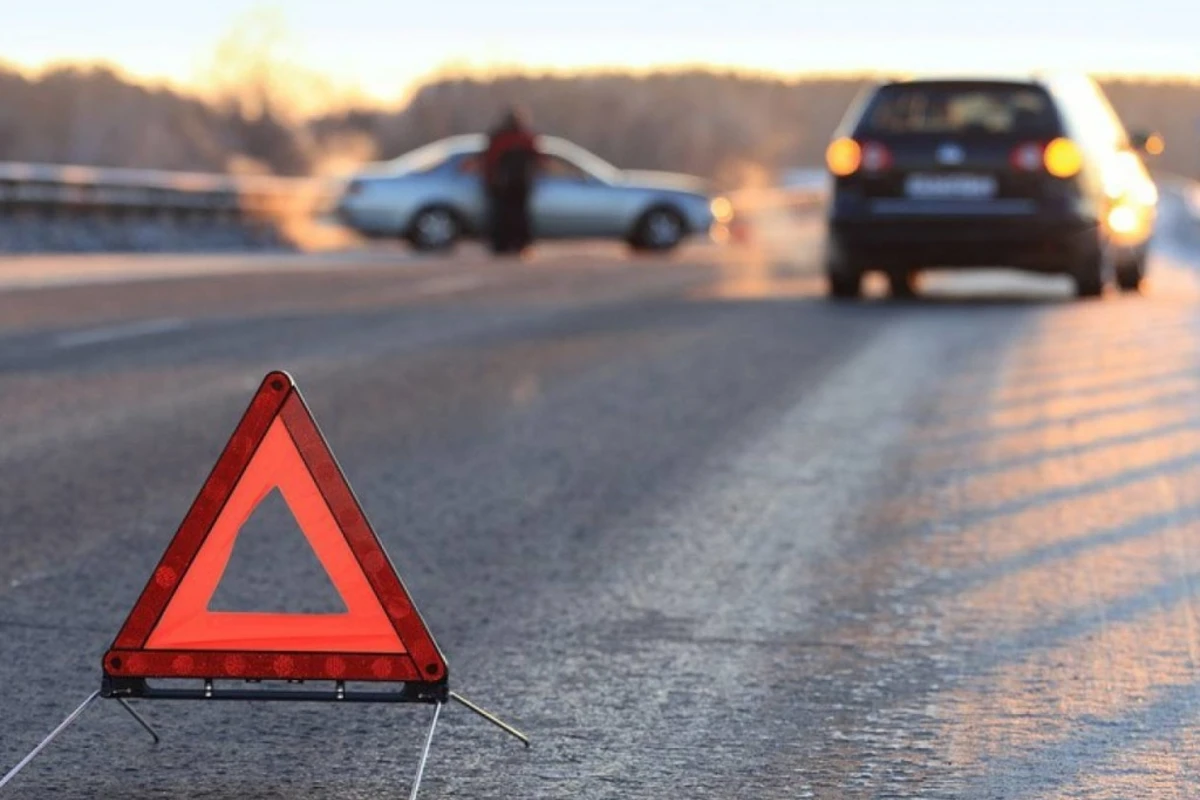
[
  {"xmin": 0, "ymin": 162, "xmax": 334, "ymax": 219},
  {"xmin": 1180, "ymin": 184, "xmax": 1200, "ymax": 219},
  {"xmin": 1149, "ymin": 172, "xmax": 1200, "ymax": 227}
]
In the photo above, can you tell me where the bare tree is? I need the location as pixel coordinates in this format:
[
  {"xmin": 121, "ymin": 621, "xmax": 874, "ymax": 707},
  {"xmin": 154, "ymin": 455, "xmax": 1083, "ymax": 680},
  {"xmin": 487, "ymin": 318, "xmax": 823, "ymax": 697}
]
[{"xmin": 3, "ymin": 60, "xmax": 1199, "ymax": 182}]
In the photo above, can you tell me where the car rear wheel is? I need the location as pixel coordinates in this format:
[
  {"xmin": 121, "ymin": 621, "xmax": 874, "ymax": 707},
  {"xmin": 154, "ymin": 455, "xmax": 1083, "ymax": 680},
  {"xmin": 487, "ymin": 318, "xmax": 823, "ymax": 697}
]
[
  {"xmin": 887, "ymin": 269, "xmax": 918, "ymax": 299},
  {"xmin": 825, "ymin": 258, "xmax": 863, "ymax": 299},
  {"xmin": 630, "ymin": 207, "xmax": 685, "ymax": 252},
  {"xmin": 407, "ymin": 206, "xmax": 461, "ymax": 252},
  {"xmin": 824, "ymin": 246, "xmax": 863, "ymax": 299},
  {"xmin": 827, "ymin": 273, "xmax": 862, "ymax": 299},
  {"xmin": 1115, "ymin": 249, "xmax": 1147, "ymax": 292}
]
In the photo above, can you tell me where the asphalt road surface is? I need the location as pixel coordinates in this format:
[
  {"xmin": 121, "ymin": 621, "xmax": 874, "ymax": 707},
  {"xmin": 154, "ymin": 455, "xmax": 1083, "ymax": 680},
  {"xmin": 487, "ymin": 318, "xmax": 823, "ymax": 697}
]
[{"xmin": 3, "ymin": 204, "xmax": 1200, "ymax": 798}]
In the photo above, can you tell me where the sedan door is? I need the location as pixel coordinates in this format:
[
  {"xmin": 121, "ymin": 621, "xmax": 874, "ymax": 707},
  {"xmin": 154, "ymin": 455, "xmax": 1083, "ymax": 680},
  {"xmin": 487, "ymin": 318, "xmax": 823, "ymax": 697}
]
[
  {"xmin": 443, "ymin": 152, "xmax": 491, "ymax": 234},
  {"xmin": 531, "ymin": 155, "xmax": 620, "ymax": 239}
]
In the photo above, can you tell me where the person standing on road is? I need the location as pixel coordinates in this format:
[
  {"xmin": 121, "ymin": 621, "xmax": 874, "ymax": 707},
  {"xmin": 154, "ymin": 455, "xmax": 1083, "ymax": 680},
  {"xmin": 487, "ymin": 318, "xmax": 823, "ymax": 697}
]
[{"xmin": 482, "ymin": 105, "xmax": 540, "ymax": 256}]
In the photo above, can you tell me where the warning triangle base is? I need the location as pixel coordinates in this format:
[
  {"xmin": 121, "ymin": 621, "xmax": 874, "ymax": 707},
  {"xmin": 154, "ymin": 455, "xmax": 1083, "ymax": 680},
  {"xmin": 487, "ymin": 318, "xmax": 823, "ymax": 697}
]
[{"xmin": 102, "ymin": 675, "xmax": 447, "ymax": 704}]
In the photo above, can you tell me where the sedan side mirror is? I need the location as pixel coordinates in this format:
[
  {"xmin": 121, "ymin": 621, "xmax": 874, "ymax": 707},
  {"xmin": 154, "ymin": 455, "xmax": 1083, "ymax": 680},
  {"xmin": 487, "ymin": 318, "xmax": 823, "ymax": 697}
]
[{"xmin": 1129, "ymin": 130, "xmax": 1164, "ymax": 156}]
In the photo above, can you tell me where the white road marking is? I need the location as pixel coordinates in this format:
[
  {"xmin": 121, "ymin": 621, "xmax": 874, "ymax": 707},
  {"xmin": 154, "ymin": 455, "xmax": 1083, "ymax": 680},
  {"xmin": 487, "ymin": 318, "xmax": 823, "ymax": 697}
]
[
  {"xmin": 0, "ymin": 251, "xmax": 418, "ymax": 292},
  {"xmin": 920, "ymin": 269, "xmax": 1074, "ymax": 299},
  {"xmin": 55, "ymin": 317, "xmax": 189, "ymax": 348}
]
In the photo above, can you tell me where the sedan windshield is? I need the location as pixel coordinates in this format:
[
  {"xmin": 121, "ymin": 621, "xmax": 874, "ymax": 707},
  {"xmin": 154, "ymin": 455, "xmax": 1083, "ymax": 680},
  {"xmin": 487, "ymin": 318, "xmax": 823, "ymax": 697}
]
[
  {"xmin": 383, "ymin": 142, "xmax": 449, "ymax": 175},
  {"xmin": 384, "ymin": 136, "xmax": 484, "ymax": 175}
]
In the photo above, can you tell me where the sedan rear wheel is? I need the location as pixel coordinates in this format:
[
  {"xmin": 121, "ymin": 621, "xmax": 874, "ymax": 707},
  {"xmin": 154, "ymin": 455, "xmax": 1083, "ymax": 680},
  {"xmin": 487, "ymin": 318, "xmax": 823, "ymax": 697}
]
[{"xmin": 407, "ymin": 206, "xmax": 461, "ymax": 252}]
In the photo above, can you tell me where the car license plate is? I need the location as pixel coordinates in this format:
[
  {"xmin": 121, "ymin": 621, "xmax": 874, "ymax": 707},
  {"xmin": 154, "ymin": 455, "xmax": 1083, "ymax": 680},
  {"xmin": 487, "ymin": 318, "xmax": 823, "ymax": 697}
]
[{"xmin": 905, "ymin": 174, "xmax": 997, "ymax": 199}]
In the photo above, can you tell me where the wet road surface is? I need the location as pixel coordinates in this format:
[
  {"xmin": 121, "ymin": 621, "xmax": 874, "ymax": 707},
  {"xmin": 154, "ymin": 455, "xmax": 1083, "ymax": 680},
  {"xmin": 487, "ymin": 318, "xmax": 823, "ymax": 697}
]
[{"xmin": 2, "ymin": 205, "xmax": 1200, "ymax": 798}]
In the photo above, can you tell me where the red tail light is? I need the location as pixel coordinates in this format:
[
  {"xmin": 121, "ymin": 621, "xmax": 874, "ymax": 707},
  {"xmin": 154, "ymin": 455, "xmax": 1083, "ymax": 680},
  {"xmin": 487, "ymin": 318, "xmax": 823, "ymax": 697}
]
[
  {"xmin": 1010, "ymin": 142, "xmax": 1044, "ymax": 172},
  {"xmin": 860, "ymin": 141, "xmax": 892, "ymax": 172}
]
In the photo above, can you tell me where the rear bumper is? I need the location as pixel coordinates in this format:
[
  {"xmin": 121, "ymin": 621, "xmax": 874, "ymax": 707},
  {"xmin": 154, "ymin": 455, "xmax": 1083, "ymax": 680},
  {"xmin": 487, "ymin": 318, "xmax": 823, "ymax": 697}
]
[{"xmin": 827, "ymin": 204, "xmax": 1101, "ymax": 273}]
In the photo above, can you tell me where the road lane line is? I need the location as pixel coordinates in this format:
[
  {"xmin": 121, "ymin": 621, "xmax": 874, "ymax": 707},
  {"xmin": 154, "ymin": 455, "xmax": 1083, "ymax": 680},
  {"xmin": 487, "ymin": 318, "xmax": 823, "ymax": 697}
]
[
  {"xmin": 55, "ymin": 317, "xmax": 190, "ymax": 348},
  {"xmin": 0, "ymin": 251, "xmax": 421, "ymax": 292},
  {"xmin": 42, "ymin": 271, "xmax": 501, "ymax": 354}
]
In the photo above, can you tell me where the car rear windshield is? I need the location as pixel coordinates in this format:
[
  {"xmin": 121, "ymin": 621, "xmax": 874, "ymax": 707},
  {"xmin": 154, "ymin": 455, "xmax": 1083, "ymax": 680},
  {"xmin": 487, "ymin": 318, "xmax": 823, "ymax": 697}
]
[{"xmin": 857, "ymin": 82, "xmax": 1061, "ymax": 137}]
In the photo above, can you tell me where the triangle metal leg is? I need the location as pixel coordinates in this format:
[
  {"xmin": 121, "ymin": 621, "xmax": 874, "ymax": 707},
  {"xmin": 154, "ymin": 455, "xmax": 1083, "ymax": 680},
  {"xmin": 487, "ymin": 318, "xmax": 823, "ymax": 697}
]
[
  {"xmin": 449, "ymin": 692, "xmax": 530, "ymax": 748},
  {"xmin": 116, "ymin": 698, "xmax": 161, "ymax": 744},
  {"xmin": 407, "ymin": 702, "xmax": 442, "ymax": 800},
  {"xmin": 0, "ymin": 691, "xmax": 101, "ymax": 790}
]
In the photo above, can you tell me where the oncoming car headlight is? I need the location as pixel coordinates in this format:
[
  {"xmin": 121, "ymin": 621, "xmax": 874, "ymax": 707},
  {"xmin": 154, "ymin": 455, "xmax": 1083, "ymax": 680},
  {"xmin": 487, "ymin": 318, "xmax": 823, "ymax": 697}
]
[{"xmin": 710, "ymin": 196, "xmax": 734, "ymax": 224}]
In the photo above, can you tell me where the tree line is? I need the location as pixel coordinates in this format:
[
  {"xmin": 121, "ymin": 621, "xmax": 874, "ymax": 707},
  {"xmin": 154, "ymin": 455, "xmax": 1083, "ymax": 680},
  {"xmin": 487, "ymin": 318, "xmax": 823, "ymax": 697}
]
[{"xmin": 2, "ymin": 63, "xmax": 1198, "ymax": 183}]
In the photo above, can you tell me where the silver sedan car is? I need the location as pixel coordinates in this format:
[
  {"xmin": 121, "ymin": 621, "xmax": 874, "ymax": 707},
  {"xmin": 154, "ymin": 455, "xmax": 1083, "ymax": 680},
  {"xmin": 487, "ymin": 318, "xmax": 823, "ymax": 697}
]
[{"xmin": 334, "ymin": 134, "xmax": 732, "ymax": 253}]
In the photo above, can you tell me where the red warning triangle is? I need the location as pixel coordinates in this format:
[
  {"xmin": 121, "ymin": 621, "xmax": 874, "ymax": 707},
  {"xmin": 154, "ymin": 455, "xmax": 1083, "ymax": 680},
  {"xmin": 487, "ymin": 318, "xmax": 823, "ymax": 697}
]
[{"xmin": 103, "ymin": 371, "xmax": 447, "ymax": 685}]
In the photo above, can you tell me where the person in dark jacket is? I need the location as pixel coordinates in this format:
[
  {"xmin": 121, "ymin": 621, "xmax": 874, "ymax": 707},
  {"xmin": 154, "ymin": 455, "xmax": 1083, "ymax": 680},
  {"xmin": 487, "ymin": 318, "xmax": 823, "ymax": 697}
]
[{"xmin": 481, "ymin": 105, "xmax": 540, "ymax": 255}]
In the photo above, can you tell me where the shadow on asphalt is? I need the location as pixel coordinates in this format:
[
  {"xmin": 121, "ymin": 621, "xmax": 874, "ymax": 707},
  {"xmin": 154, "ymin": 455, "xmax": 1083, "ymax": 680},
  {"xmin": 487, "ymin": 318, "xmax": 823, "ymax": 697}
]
[{"xmin": 783, "ymin": 279, "xmax": 1200, "ymax": 794}]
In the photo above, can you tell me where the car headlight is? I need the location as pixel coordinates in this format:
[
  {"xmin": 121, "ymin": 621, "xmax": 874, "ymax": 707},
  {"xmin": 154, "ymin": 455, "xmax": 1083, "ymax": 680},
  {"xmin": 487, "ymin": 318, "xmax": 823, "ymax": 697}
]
[{"xmin": 710, "ymin": 196, "xmax": 734, "ymax": 224}]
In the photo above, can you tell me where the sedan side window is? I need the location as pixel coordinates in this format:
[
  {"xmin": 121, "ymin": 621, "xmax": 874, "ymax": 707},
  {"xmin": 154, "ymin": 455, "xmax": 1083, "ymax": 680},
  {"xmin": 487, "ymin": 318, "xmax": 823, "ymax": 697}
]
[
  {"xmin": 539, "ymin": 155, "xmax": 590, "ymax": 182},
  {"xmin": 456, "ymin": 154, "xmax": 483, "ymax": 175}
]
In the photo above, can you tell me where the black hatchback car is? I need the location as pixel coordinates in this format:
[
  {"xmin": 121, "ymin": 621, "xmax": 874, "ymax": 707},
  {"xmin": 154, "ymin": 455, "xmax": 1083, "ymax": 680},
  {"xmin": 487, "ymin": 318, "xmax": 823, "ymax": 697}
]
[{"xmin": 822, "ymin": 73, "xmax": 1160, "ymax": 299}]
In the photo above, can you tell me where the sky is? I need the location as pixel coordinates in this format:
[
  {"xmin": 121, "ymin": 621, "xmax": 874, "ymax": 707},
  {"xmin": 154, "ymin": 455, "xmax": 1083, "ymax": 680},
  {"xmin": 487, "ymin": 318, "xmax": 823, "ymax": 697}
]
[{"xmin": 4, "ymin": 0, "xmax": 1200, "ymax": 105}]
